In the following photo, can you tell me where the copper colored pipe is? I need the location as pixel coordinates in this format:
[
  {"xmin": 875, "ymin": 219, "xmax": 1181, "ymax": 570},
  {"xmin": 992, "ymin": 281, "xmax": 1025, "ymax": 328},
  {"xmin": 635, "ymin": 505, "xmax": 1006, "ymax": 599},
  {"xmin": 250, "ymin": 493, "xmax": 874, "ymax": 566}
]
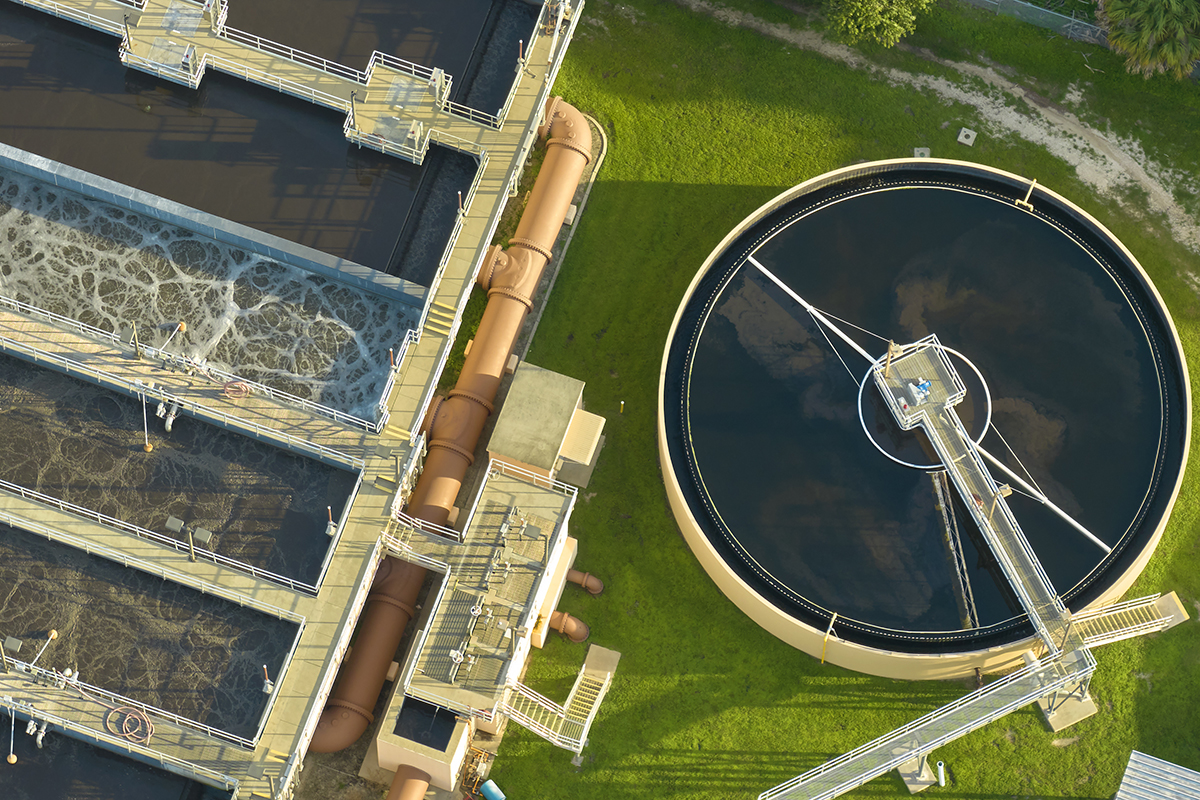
[
  {"xmin": 386, "ymin": 765, "xmax": 431, "ymax": 800},
  {"xmin": 550, "ymin": 610, "xmax": 590, "ymax": 643},
  {"xmin": 406, "ymin": 97, "xmax": 592, "ymax": 525},
  {"xmin": 309, "ymin": 98, "xmax": 591, "ymax": 754},
  {"xmin": 309, "ymin": 557, "xmax": 425, "ymax": 753},
  {"xmin": 567, "ymin": 568, "xmax": 604, "ymax": 595}
]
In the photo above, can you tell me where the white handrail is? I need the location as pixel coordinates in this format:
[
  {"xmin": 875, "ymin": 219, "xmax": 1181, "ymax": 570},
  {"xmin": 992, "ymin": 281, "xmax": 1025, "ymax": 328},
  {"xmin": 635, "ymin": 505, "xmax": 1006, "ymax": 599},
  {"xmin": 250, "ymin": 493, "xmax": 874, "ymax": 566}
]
[
  {"xmin": 9, "ymin": 0, "xmax": 123, "ymax": 36},
  {"xmin": 220, "ymin": 26, "xmax": 366, "ymax": 82},
  {"xmin": 0, "ymin": 695, "xmax": 236, "ymax": 790},
  {"xmin": 0, "ymin": 487, "xmax": 317, "ymax": 595}
]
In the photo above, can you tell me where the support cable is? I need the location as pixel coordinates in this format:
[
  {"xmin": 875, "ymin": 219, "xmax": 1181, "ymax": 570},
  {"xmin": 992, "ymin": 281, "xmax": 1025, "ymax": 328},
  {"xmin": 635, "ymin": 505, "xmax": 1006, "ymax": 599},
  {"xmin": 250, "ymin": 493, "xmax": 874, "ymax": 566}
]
[
  {"xmin": 814, "ymin": 307, "xmax": 892, "ymax": 345},
  {"xmin": 990, "ymin": 423, "xmax": 1046, "ymax": 498},
  {"xmin": 808, "ymin": 309, "xmax": 858, "ymax": 383}
]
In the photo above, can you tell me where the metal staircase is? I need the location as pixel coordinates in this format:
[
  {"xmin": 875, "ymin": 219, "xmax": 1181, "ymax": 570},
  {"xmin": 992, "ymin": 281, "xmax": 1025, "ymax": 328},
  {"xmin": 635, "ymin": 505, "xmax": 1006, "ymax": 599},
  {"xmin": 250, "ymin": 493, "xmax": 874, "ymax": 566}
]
[
  {"xmin": 501, "ymin": 644, "xmax": 619, "ymax": 754},
  {"xmin": 503, "ymin": 671, "xmax": 611, "ymax": 753},
  {"xmin": 1073, "ymin": 594, "xmax": 1174, "ymax": 647}
]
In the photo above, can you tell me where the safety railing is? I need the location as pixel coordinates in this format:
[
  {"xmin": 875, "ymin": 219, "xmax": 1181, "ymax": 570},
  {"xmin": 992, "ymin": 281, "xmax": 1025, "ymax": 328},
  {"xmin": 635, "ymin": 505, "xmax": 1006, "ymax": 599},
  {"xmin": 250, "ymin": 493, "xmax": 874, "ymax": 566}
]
[
  {"xmin": 0, "ymin": 326, "xmax": 360, "ymax": 468},
  {"xmin": 391, "ymin": 561, "xmax": 451, "ymax": 691},
  {"xmin": 442, "ymin": 100, "xmax": 501, "ymax": 130},
  {"xmin": 412, "ymin": 150, "xmax": 489, "ymax": 340},
  {"xmin": 375, "ymin": 329, "xmax": 420, "ymax": 422},
  {"xmin": 502, "ymin": 681, "xmax": 586, "ymax": 751},
  {"xmin": 220, "ymin": 26, "xmax": 366, "ymax": 82},
  {"xmin": 366, "ymin": 50, "xmax": 439, "ymax": 83},
  {"xmin": 392, "ymin": 508, "xmax": 465, "ymax": 544},
  {"xmin": 3, "ymin": 655, "xmax": 259, "ymax": 749},
  {"xmin": 311, "ymin": 470, "xmax": 364, "ymax": 590},
  {"xmin": 11, "ymin": 0, "xmax": 124, "ymax": 36},
  {"xmin": 344, "ymin": 114, "xmax": 431, "ymax": 164},
  {"xmin": 252, "ymin": 618, "xmax": 307, "ymax": 744},
  {"xmin": 489, "ymin": 459, "xmax": 580, "ymax": 499},
  {"xmin": 140, "ymin": 339, "xmax": 378, "ymax": 431},
  {"xmin": 205, "ymin": 52, "xmax": 349, "ymax": 112},
  {"xmin": 119, "ymin": 45, "xmax": 204, "ymax": 89},
  {"xmin": 0, "ymin": 294, "xmax": 378, "ymax": 432},
  {"xmin": 0, "ymin": 486, "xmax": 318, "ymax": 596},
  {"xmin": 0, "ymin": 695, "xmax": 237, "ymax": 791},
  {"xmin": 282, "ymin": 536, "xmax": 388, "ymax": 798},
  {"xmin": 10, "ymin": 0, "xmax": 124, "ymax": 36},
  {"xmin": 496, "ymin": 0, "xmax": 553, "ymax": 126},
  {"xmin": 0, "ymin": 504, "xmax": 307, "ymax": 620}
]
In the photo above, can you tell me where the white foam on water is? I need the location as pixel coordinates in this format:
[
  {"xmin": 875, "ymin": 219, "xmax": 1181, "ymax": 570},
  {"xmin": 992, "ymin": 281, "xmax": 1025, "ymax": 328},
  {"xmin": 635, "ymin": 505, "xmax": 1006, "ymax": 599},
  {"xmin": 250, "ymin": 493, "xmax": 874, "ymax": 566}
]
[{"xmin": 0, "ymin": 169, "xmax": 419, "ymax": 419}]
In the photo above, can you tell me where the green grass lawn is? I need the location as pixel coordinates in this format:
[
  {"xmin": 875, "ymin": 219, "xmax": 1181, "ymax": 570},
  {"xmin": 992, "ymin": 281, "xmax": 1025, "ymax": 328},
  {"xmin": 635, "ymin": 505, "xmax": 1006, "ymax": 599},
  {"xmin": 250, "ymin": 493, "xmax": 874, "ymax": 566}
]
[{"xmin": 487, "ymin": 1, "xmax": 1200, "ymax": 798}]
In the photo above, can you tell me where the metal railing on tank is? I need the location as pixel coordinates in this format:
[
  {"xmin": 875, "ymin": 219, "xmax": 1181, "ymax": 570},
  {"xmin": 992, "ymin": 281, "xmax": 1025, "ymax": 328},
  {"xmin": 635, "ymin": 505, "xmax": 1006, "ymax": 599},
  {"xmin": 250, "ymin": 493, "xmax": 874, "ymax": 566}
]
[
  {"xmin": 0, "ymin": 293, "xmax": 383, "ymax": 434},
  {"xmin": 219, "ymin": 26, "xmax": 367, "ymax": 82},
  {"xmin": 365, "ymin": 51, "xmax": 439, "ymax": 83},
  {"xmin": 374, "ymin": 328, "xmax": 420, "ymax": 430},
  {"xmin": 2, "ymin": 655, "xmax": 260, "ymax": 749},
  {"xmin": 0, "ymin": 329, "xmax": 361, "ymax": 469},
  {"xmin": 278, "ymin": 535, "xmax": 388, "ymax": 799},
  {"xmin": 11, "ymin": 0, "xmax": 124, "ymax": 37},
  {"xmin": 0, "ymin": 695, "xmax": 236, "ymax": 791},
  {"xmin": 0, "ymin": 491, "xmax": 319, "ymax": 595}
]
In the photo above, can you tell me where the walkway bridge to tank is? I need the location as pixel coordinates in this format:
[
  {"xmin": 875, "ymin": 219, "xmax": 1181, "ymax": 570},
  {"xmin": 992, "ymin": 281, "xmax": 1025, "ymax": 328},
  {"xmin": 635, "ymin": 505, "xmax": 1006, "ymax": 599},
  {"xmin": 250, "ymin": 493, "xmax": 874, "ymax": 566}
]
[{"xmin": 746, "ymin": 258, "xmax": 1179, "ymax": 800}]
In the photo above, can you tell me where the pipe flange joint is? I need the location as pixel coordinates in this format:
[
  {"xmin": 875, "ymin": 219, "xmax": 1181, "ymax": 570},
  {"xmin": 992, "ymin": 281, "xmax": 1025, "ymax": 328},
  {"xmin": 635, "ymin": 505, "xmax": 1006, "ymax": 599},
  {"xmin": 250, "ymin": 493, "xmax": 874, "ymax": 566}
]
[
  {"xmin": 547, "ymin": 136, "xmax": 592, "ymax": 164},
  {"xmin": 487, "ymin": 286, "xmax": 534, "ymax": 310},
  {"xmin": 368, "ymin": 593, "xmax": 416, "ymax": 618},
  {"xmin": 430, "ymin": 439, "xmax": 476, "ymax": 466},
  {"xmin": 447, "ymin": 388, "xmax": 496, "ymax": 414},
  {"xmin": 508, "ymin": 237, "xmax": 553, "ymax": 262},
  {"xmin": 326, "ymin": 698, "xmax": 374, "ymax": 725}
]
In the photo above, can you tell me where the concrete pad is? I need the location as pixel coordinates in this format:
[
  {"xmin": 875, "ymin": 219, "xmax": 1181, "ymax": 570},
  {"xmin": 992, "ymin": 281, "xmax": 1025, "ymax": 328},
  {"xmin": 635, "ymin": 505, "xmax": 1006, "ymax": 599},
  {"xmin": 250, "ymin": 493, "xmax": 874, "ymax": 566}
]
[
  {"xmin": 1156, "ymin": 591, "xmax": 1190, "ymax": 629},
  {"xmin": 895, "ymin": 753, "xmax": 937, "ymax": 793},
  {"xmin": 1037, "ymin": 690, "xmax": 1098, "ymax": 731},
  {"xmin": 957, "ymin": 128, "xmax": 977, "ymax": 146}
]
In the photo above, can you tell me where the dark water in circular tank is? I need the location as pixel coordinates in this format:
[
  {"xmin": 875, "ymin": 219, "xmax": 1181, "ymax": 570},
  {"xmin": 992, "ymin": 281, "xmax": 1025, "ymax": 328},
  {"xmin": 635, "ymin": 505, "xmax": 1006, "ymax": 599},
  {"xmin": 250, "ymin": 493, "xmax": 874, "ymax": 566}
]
[{"xmin": 663, "ymin": 170, "xmax": 1187, "ymax": 653}]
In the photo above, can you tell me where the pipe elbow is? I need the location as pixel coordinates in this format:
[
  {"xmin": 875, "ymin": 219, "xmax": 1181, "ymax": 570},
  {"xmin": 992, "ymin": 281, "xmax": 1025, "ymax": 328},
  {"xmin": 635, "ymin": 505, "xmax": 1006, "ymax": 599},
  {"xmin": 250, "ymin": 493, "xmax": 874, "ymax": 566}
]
[
  {"xmin": 550, "ymin": 609, "xmax": 590, "ymax": 643},
  {"xmin": 540, "ymin": 97, "xmax": 593, "ymax": 163},
  {"xmin": 567, "ymin": 568, "xmax": 604, "ymax": 595}
]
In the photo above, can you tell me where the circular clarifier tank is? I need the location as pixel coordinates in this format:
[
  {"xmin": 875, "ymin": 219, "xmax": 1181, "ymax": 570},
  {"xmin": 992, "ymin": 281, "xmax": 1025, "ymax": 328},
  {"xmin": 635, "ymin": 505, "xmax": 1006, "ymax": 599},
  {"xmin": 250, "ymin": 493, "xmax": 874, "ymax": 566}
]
[{"xmin": 658, "ymin": 160, "xmax": 1190, "ymax": 679}]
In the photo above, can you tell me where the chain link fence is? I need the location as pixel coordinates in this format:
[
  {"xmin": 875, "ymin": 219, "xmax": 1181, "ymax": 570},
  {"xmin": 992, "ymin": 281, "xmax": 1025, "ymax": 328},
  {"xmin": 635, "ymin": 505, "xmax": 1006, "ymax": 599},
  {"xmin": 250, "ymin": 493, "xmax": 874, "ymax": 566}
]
[{"xmin": 960, "ymin": 0, "xmax": 1107, "ymax": 44}]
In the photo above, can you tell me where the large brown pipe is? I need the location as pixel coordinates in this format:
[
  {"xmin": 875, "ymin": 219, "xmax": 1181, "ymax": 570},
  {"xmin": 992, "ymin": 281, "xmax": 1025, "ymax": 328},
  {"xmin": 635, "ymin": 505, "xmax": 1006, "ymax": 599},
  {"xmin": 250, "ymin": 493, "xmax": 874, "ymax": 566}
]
[
  {"xmin": 567, "ymin": 568, "xmax": 604, "ymax": 595},
  {"xmin": 386, "ymin": 765, "xmax": 431, "ymax": 800},
  {"xmin": 310, "ymin": 557, "xmax": 426, "ymax": 752},
  {"xmin": 308, "ymin": 98, "xmax": 591, "ymax": 754},
  {"xmin": 407, "ymin": 96, "xmax": 592, "ymax": 524},
  {"xmin": 550, "ymin": 610, "xmax": 590, "ymax": 643}
]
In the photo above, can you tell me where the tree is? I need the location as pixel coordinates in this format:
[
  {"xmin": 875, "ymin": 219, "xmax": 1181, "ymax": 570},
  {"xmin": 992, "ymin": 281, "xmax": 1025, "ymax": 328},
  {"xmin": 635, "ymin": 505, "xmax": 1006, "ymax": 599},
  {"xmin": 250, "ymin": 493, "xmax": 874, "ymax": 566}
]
[
  {"xmin": 828, "ymin": 0, "xmax": 937, "ymax": 47},
  {"xmin": 1099, "ymin": 0, "xmax": 1200, "ymax": 79}
]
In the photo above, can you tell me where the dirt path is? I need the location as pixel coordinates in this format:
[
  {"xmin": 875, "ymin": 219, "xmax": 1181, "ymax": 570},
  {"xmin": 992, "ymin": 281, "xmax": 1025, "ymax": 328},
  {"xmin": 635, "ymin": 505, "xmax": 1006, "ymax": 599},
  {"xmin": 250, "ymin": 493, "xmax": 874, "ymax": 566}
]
[{"xmin": 675, "ymin": 0, "xmax": 1200, "ymax": 254}]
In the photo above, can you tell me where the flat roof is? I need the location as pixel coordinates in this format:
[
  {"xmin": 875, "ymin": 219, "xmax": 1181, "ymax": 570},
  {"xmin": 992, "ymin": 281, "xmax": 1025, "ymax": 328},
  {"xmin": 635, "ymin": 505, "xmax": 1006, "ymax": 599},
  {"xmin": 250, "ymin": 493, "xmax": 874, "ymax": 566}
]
[
  {"xmin": 489, "ymin": 362, "xmax": 583, "ymax": 471},
  {"xmin": 0, "ymin": 4, "xmax": 474, "ymax": 276},
  {"xmin": 402, "ymin": 466, "xmax": 575, "ymax": 715}
]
